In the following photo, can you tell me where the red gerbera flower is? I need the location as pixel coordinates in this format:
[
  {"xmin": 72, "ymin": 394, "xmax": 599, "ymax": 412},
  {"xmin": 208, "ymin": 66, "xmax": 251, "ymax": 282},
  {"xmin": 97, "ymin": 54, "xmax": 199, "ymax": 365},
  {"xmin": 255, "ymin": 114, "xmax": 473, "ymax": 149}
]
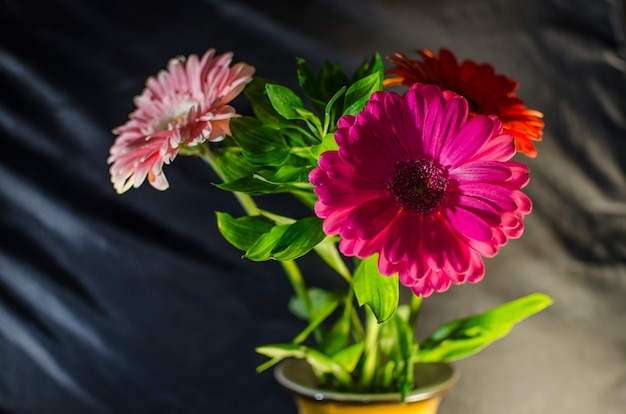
[
  {"xmin": 385, "ymin": 48, "xmax": 544, "ymax": 158},
  {"xmin": 310, "ymin": 84, "xmax": 531, "ymax": 297}
]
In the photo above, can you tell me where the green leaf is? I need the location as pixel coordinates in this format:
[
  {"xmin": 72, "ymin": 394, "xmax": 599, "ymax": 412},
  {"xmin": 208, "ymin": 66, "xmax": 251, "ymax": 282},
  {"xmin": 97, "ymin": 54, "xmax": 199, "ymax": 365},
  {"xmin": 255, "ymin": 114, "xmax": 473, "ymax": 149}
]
[
  {"xmin": 324, "ymin": 86, "xmax": 346, "ymax": 120},
  {"xmin": 255, "ymin": 343, "xmax": 306, "ymax": 373},
  {"xmin": 319, "ymin": 292, "xmax": 354, "ymax": 356},
  {"xmin": 350, "ymin": 53, "xmax": 384, "ymax": 85},
  {"xmin": 353, "ymin": 254, "xmax": 399, "ymax": 323},
  {"xmin": 343, "ymin": 71, "xmax": 382, "ymax": 116},
  {"xmin": 244, "ymin": 77, "xmax": 295, "ymax": 129},
  {"xmin": 215, "ymin": 175, "xmax": 282, "ymax": 195},
  {"xmin": 265, "ymin": 83, "xmax": 306, "ymax": 120},
  {"xmin": 305, "ymin": 348, "xmax": 353, "ymax": 388},
  {"xmin": 258, "ymin": 165, "xmax": 314, "ymax": 184},
  {"xmin": 270, "ymin": 217, "xmax": 326, "ymax": 261},
  {"xmin": 229, "ymin": 116, "xmax": 290, "ymax": 166},
  {"xmin": 379, "ymin": 308, "xmax": 417, "ymax": 399},
  {"xmin": 215, "ymin": 151, "xmax": 256, "ymax": 182},
  {"xmin": 256, "ymin": 343, "xmax": 306, "ymax": 360},
  {"xmin": 417, "ymin": 293, "xmax": 553, "ymax": 363},
  {"xmin": 292, "ymin": 292, "xmax": 341, "ymax": 344},
  {"xmin": 255, "ymin": 344, "xmax": 353, "ymax": 388},
  {"xmin": 296, "ymin": 58, "xmax": 349, "ymax": 117},
  {"xmin": 245, "ymin": 217, "xmax": 326, "ymax": 261},
  {"xmin": 244, "ymin": 224, "xmax": 290, "ymax": 261},
  {"xmin": 331, "ymin": 341, "xmax": 365, "ymax": 373},
  {"xmin": 312, "ymin": 238, "xmax": 351, "ymax": 281},
  {"xmin": 296, "ymin": 57, "xmax": 326, "ymax": 106},
  {"xmin": 288, "ymin": 287, "xmax": 337, "ymax": 321},
  {"xmin": 215, "ymin": 212, "xmax": 276, "ymax": 251},
  {"xmin": 319, "ymin": 314, "xmax": 351, "ymax": 356},
  {"xmin": 310, "ymin": 132, "xmax": 338, "ymax": 159}
]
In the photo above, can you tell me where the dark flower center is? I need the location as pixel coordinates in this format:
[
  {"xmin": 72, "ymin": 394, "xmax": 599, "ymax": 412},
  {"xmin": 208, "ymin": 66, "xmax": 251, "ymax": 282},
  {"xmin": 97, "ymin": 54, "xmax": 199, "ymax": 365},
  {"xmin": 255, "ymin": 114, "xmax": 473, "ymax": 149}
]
[{"xmin": 388, "ymin": 159, "xmax": 449, "ymax": 214}]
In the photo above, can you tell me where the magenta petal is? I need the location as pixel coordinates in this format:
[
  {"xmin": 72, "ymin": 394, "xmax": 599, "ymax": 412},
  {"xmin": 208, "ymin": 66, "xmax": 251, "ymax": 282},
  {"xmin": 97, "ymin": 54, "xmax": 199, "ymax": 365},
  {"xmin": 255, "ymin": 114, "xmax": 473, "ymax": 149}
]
[
  {"xmin": 513, "ymin": 190, "xmax": 532, "ymax": 214},
  {"xmin": 459, "ymin": 182, "xmax": 518, "ymax": 211},
  {"xmin": 338, "ymin": 121, "xmax": 402, "ymax": 179},
  {"xmin": 318, "ymin": 206, "xmax": 352, "ymax": 235},
  {"xmin": 472, "ymin": 133, "xmax": 516, "ymax": 162},
  {"xmin": 339, "ymin": 230, "xmax": 386, "ymax": 259},
  {"xmin": 455, "ymin": 194, "xmax": 502, "ymax": 226},
  {"xmin": 465, "ymin": 251, "xmax": 486, "ymax": 283},
  {"xmin": 382, "ymin": 211, "xmax": 420, "ymax": 263},
  {"xmin": 503, "ymin": 162, "xmax": 531, "ymax": 189},
  {"xmin": 383, "ymin": 93, "xmax": 415, "ymax": 158},
  {"xmin": 425, "ymin": 94, "xmax": 468, "ymax": 159},
  {"xmin": 344, "ymin": 197, "xmax": 399, "ymax": 239},
  {"xmin": 450, "ymin": 160, "xmax": 512, "ymax": 183},
  {"xmin": 445, "ymin": 206, "xmax": 493, "ymax": 242},
  {"xmin": 318, "ymin": 151, "xmax": 385, "ymax": 189},
  {"xmin": 440, "ymin": 115, "xmax": 497, "ymax": 166}
]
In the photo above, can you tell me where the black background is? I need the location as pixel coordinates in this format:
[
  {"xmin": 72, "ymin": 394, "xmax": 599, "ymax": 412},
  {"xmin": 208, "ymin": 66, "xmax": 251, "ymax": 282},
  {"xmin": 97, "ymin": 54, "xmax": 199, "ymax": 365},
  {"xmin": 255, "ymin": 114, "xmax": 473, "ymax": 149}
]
[{"xmin": 1, "ymin": 1, "xmax": 625, "ymax": 413}]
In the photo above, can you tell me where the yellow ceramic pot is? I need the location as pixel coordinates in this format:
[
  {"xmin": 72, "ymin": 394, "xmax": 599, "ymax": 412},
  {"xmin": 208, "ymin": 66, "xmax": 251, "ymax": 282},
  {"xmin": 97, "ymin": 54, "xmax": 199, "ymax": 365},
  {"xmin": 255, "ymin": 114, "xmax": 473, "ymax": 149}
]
[{"xmin": 274, "ymin": 359, "xmax": 458, "ymax": 414}]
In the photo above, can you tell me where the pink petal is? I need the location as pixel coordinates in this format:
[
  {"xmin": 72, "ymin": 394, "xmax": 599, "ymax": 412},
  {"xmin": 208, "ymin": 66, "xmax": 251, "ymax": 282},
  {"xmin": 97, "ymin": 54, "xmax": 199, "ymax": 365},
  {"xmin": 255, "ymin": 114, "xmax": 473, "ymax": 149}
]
[
  {"xmin": 440, "ymin": 115, "xmax": 498, "ymax": 166},
  {"xmin": 444, "ymin": 205, "xmax": 493, "ymax": 242},
  {"xmin": 344, "ymin": 197, "xmax": 399, "ymax": 239},
  {"xmin": 450, "ymin": 160, "xmax": 512, "ymax": 183},
  {"xmin": 458, "ymin": 182, "xmax": 518, "ymax": 211}
]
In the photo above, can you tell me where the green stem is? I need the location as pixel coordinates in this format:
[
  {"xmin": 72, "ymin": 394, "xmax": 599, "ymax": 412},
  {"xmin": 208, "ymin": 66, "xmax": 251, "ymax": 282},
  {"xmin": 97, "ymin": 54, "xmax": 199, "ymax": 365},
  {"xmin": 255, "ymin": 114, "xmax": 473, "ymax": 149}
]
[
  {"xmin": 408, "ymin": 294, "xmax": 423, "ymax": 330},
  {"xmin": 194, "ymin": 144, "xmax": 316, "ymax": 329},
  {"xmin": 360, "ymin": 306, "xmax": 381, "ymax": 390}
]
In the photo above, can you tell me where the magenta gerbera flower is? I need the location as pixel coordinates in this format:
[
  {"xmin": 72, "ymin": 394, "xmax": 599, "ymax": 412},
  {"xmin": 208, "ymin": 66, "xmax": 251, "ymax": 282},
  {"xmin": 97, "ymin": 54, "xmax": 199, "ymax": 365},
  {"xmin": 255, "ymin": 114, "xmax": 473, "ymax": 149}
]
[
  {"xmin": 108, "ymin": 49, "xmax": 255, "ymax": 193},
  {"xmin": 310, "ymin": 84, "xmax": 532, "ymax": 296}
]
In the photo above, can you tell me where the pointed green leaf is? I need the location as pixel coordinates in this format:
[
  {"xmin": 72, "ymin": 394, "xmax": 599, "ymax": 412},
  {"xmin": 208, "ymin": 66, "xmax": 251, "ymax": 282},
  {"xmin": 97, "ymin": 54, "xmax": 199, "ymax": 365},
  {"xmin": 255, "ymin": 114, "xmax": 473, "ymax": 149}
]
[
  {"xmin": 255, "ymin": 343, "xmax": 307, "ymax": 373},
  {"xmin": 305, "ymin": 348, "xmax": 353, "ymax": 388},
  {"xmin": 288, "ymin": 287, "xmax": 338, "ymax": 321},
  {"xmin": 244, "ymin": 217, "xmax": 326, "ymax": 261},
  {"xmin": 270, "ymin": 217, "xmax": 326, "ymax": 261},
  {"xmin": 311, "ymin": 132, "xmax": 338, "ymax": 159},
  {"xmin": 215, "ymin": 175, "xmax": 281, "ymax": 195},
  {"xmin": 297, "ymin": 58, "xmax": 349, "ymax": 118},
  {"xmin": 256, "ymin": 344, "xmax": 352, "ymax": 388},
  {"xmin": 229, "ymin": 116, "xmax": 290, "ymax": 166},
  {"xmin": 292, "ymin": 292, "xmax": 341, "ymax": 344},
  {"xmin": 215, "ymin": 151, "xmax": 256, "ymax": 182},
  {"xmin": 265, "ymin": 83, "xmax": 306, "ymax": 120},
  {"xmin": 312, "ymin": 238, "xmax": 351, "ymax": 281},
  {"xmin": 258, "ymin": 165, "xmax": 314, "ymax": 184},
  {"xmin": 244, "ymin": 224, "xmax": 290, "ymax": 261},
  {"xmin": 244, "ymin": 77, "xmax": 295, "ymax": 128},
  {"xmin": 343, "ymin": 71, "xmax": 382, "ymax": 116},
  {"xmin": 215, "ymin": 212, "xmax": 276, "ymax": 251},
  {"xmin": 331, "ymin": 341, "xmax": 365, "ymax": 373},
  {"xmin": 322, "ymin": 86, "xmax": 346, "ymax": 134},
  {"xmin": 319, "ymin": 314, "xmax": 351, "ymax": 356},
  {"xmin": 417, "ymin": 293, "xmax": 553, "ymax": 363},
  {"xmin": 353, "ymin": 254, "xmax": 399, "ymax": 323},
  {"xmin": 296, "ymin": 57, "xmax": 328, "ymax": 109},
  {"xmin": 350, "ymin": 53, "xmax": 384, "ymax": 85}
]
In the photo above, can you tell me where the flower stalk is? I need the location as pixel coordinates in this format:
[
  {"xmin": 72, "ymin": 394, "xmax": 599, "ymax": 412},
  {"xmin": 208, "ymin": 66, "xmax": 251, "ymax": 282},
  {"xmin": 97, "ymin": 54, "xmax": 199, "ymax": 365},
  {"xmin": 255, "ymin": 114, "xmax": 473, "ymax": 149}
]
[{"xmin": 194, "ymin": 144, "xmax": 318, "ymax": 329}]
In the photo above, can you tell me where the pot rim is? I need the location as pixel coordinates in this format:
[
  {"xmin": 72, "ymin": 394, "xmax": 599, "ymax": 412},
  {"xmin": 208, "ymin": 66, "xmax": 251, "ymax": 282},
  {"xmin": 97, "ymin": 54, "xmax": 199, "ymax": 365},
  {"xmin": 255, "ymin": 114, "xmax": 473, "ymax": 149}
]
[{"xmin": 274, "ymin": 359, "xmax": 459, "ymax": 404}]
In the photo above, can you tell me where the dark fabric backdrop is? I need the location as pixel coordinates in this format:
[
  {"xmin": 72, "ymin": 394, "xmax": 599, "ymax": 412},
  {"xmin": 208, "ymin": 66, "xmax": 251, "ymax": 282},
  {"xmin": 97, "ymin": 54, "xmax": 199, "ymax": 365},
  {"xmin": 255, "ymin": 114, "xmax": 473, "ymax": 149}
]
[{"xmin": 1, "ymin": 0, "xmax": 625, "ymax": 413}]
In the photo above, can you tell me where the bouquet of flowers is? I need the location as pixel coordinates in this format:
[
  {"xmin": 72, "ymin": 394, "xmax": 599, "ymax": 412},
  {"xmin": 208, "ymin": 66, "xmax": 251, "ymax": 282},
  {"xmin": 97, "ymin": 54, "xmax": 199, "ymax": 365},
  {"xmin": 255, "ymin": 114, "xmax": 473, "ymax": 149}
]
[{"xmin": 108, "ymin": 47, "xmax": 551, "ymax": 399}]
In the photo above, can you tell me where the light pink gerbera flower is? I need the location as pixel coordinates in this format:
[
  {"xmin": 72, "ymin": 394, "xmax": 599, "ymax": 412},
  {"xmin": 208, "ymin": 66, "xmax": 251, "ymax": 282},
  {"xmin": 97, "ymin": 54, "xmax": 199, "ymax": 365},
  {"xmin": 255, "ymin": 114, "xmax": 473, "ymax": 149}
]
[
  {"xmin": 108, "ymin": 49, "xmax": 255, "ymax": 193},
  {"xmin": 310, "ymin": 84, "xmax": 532, "ymax": 296}
]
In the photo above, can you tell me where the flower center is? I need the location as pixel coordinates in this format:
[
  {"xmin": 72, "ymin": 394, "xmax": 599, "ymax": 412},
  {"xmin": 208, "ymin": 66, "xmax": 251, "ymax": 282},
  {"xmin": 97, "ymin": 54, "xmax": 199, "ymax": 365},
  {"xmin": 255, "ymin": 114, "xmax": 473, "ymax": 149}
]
[
  {"xmin": 388, "ymin": 159, "xmax": 449, "ymax": 214},
  {"xmin": 154, "ymin": 100, "xmax": 198, "ymax": 132}
]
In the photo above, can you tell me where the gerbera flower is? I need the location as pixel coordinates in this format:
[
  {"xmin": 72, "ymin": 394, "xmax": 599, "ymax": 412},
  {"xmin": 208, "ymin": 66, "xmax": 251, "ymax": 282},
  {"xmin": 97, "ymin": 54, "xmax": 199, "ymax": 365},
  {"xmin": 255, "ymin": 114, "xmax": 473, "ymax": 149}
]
[
  {"xmin": 108, "ymin": 49, "xmax": 255, "ymax": 193},
  {"xmin": 310, "ymin": 84, "xmax": 532, "ymax": 296},
  {"xmin": 385, "ymin": 48, "xmax": 543, "ymax": 158}
]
